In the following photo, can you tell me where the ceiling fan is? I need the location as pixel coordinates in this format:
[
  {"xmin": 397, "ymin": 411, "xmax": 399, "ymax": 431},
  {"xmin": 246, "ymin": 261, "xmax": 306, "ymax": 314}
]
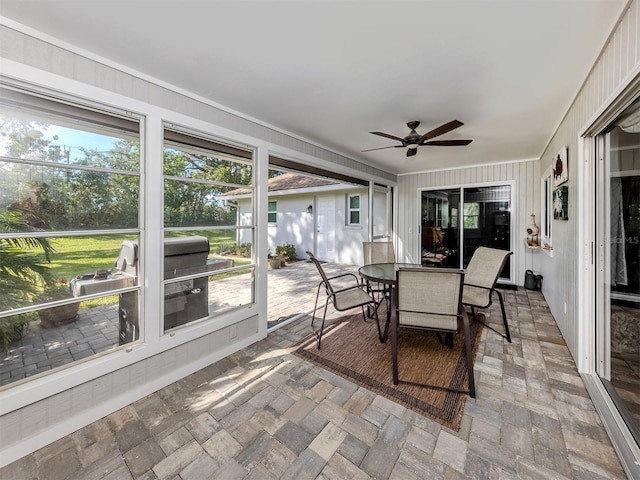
[{"xmin": 363, "ymin": 120, "xmax": 472, "ymax": 157}]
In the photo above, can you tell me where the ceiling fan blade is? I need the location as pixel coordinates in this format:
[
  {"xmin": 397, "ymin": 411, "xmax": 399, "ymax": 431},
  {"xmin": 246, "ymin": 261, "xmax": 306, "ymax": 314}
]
[
  {"xmin": 419, "ymin": 120, "xmax": 464, "ymax": 142},
  {"xmin": 361, "ymin": 145, "xmax": 403, "ymax": 152},
  {"xmin": 423, "ymin": 139, "xmax": 472, "ymax": 146},
  {"xmin": 370, "ymin": 131, "xmax": 406, "ymax": 143},
  {"xmin": 406, "ymin": 147, "xmax": 418, "ymax": 157}
]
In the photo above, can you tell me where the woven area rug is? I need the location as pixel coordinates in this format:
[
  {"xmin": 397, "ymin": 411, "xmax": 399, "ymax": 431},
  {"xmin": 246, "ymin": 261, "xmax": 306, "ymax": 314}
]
[{"xmin": 291, "ymin": 307, "xmax": 483, "ymax": 431}]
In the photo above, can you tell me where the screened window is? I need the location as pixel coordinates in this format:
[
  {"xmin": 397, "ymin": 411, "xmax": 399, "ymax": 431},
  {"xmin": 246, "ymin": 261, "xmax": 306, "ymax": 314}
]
[
  {"xmin": 348, "ymin": 194, "xmax": 360, "ymax": 225},
  {"xmin": 0, "ymin": 85, "xmax": 141, "ymax": 387},
  {"xmin": 268, "ymin": 201, "xmax": 277, "ymax": 224},
  {"xmin": 163, "ymin": 128, "xmax": 255, "ymax": 333}
]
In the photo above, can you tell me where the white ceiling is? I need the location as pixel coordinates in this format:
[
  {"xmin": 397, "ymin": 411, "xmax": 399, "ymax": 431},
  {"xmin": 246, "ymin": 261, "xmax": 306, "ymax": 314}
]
[{"xmin": 0, "ymin": 0, "xmax": 626, "ymax": 175}]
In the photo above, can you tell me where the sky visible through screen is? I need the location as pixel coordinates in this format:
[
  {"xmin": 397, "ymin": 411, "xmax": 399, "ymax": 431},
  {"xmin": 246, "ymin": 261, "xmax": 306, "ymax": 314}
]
[
  {"xmin": 46, "ymin": 125, "xmax": 118, "ymax": 160},
  {"xmin": 0, "ymin": 124, "xmax": 118, "ymax": 159}
]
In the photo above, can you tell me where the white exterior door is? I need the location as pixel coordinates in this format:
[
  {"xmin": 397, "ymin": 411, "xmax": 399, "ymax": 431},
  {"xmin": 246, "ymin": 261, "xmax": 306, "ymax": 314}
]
[{"xmin": 316, "ymin": 196, "xmax": 335, "ymax": 261}]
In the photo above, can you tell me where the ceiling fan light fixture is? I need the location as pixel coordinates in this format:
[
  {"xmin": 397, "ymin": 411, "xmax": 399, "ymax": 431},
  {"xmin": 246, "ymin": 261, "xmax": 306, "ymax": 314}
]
[{"xmin": 363, "ymin": 119, "xmax": 472, "ymax": 157}]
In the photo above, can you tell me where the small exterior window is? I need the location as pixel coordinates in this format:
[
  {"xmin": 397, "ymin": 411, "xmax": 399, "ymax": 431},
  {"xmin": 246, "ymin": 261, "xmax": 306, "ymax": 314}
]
[
  {"xmin": 347, "ymin": 194, "xmax": 360, "ymax": 225},
  {"xmin": 268, "ymin": 201, "xmax": 277, "ymax": 224},
  {"xmin": 463, "ymin": 202, "xmax": 480, "ymax": 228}
]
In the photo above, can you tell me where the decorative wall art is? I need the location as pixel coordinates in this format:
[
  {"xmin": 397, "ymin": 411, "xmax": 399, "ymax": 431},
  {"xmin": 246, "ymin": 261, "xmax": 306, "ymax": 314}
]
[
  {"xmin": 553, "ymin": 146, "xmax": 568, "ymax": 187},
  {"xmin": 553, "ymin": 185, "xmax": 568, "ymax": 220}
]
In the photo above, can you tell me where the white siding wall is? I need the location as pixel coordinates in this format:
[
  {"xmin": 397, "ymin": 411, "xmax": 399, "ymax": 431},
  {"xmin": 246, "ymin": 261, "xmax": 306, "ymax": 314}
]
[
  {"xmin": 237, "ymin": 188, "xmax": 369, "ymax": 265},
  {"xmin": 268, "ymin": 196, "xmax": 316, "ymax": 259},
  {"xmin": 539, "ymin": 0, "xmax": 640, "ymax": 358},
  {"xmin": 396, "ymin": 160, "xmax": 540, "ymax": 285},
  {"xmin": 334, "ymin": 188, "xmax": 369, "ymax": 266}
]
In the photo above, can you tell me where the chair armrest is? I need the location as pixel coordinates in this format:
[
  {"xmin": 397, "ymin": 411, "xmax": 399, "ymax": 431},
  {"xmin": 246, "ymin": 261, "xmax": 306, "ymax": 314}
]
[
  {"xmin": 326, "ymin": 272, "xmax": 360, "ymax": 284},
  {"xmin": 463, "ymin": 282, "xmax": 492, "ymax": 291},
  {"xmin": 332, "ymin": 283, "xmax": 370, "ymax": 296}
]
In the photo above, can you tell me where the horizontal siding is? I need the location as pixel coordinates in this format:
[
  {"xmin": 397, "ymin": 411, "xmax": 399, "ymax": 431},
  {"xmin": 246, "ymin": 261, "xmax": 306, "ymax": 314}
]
[{"xmin": 539, "ymin": 0, "xmax": 640, "ymax": 358}]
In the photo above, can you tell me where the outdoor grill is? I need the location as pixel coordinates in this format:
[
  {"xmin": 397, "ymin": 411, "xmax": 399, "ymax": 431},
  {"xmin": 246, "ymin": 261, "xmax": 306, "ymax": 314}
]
[
  {"xmin": 116, "ymin": 236, "xmax": 213, "ymax": 342},
  {"xmin": 71, "ymin": 235, "xmax": 237, "ymax": 345}
]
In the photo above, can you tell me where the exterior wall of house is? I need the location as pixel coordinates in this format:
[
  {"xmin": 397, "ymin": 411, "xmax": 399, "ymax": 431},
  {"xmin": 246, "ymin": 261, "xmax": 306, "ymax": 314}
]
[
  {"xmin": 327, "ymin": 187, "xmax": 370, "ymax": 266},
  {"xmin": 0, "ymin": 24, "xmax": 393, "ymax": 465},
  {"xmin": 396, "ymin": 159, "xmax": 540, "ymax": 286},
  {"xmin": 235, "ymin": 187, "xmax": 370, "ymax": 265},
  {"xmin": 538, "ymin": 0, "xmax": 640, "ymax": 359},
  {"xmin": 266, "ymin": 195, "xmax": 315, "ymax": 259}
]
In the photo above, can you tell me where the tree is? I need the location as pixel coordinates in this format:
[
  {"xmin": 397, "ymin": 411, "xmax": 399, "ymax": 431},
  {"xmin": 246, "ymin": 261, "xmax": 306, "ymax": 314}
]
[
  {"xmin": 0, "ymin": 210, "xmax": 55, "ymax": 350},
  {"xmin": 0, "ymin": 210, "xmax": 54, "ymax": 310}
]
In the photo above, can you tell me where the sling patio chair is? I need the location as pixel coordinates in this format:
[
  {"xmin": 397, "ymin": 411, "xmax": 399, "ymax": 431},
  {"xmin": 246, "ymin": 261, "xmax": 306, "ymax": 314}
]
[
  {"xmin": 362, "ymin": 241, "xmax": 395, "ymax": 316},
  {"xmin": 462, "ymin": 246, "xmax": 513, "ymax": 342},
  {"xmin": 392, "ymin": 267, "xmax": 476, "ymax": 398},
  {"xmin": 306, "ymin": 251, "xmax": 379, "ymax": 349}
]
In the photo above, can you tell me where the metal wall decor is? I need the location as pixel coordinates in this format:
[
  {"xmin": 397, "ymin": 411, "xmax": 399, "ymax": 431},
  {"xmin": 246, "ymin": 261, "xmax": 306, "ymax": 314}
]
[{"xmin": 553, "ymin": 146, "xmax": 568, "ymax": 187}]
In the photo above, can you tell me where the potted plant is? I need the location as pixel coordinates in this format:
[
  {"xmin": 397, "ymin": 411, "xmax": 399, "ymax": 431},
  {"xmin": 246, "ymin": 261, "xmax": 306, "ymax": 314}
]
[
  {"xmin": 267, "ymin": 250, "xmax": 281, "ymax": 269},
  {"xmin": 35, "ymin": 279, "xmax": 79, "ymax": 328},
  {"xmin": 275, "ymin": 243, "xmax": 297, "ymax": 267}
]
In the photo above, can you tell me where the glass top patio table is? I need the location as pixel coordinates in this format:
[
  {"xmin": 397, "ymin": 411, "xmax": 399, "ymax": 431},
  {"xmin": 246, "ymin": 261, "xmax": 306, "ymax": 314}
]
[{"xmin": 358, "ymin": 263, "xmax": 422, "ymax": 285}]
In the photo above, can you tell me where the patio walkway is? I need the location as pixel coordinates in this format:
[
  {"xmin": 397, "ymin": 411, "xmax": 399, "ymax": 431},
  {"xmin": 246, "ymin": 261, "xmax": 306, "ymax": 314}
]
[
  {"xmin": 0, "ymin": 260, "xmax": 357, "ymax": 386},
  {"xmin": 0, "ymin": 286, "xmax": 628, "ymax": 479}
]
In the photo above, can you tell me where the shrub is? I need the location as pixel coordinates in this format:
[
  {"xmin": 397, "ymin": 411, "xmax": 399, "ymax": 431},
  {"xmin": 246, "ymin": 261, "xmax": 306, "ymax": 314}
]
[
  {"xmin": 212, "ymin": 242, "xmax": 251, "ymax": 257},
  {"xmin": 0, "ymin": 313, "xmax": 35, "ymax": 351},
  {"xmin": 236, "ymin": 243, "xmax": 251, "ymax": 257},
  {"xmin": 275, "ymin": 243, "xmax": 297, "ymax": 262},
  {"xmin": 212, "ymin": 242, "xmax": 235, "ymax": 254},
  {"xmin": 35, "ymin": 279, "xmax": 72, "ymax": 303}
]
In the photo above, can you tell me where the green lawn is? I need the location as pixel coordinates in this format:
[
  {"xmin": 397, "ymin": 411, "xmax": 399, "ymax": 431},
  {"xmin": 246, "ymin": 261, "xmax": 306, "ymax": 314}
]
[
  {"xmin": 28, "ymin": 231, "xmax": 251, "ymax": 309},
  {"xmin": 42, "ymin": 230, "xmax": 249, "ymax": 281}
]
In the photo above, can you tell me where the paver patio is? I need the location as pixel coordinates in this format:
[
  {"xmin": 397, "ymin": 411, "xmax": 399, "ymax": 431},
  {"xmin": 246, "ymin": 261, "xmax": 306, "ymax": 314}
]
[{"xmin": 0, "ymin": 282, "xmax": 628, "ymax": 479}]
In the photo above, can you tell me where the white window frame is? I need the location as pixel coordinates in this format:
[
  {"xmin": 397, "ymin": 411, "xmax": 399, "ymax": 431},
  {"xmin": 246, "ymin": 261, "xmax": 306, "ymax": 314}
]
[
  {"xmin": 540, "ymin": 165, "xmax": 554, "ymax": 256},
  {"xmin": 347, "ymin": 194, "xmax": 361, "ymax": 226},
  {"xmin": 267, "ymin": 200, "xmax": 277, "ymax": 224}
]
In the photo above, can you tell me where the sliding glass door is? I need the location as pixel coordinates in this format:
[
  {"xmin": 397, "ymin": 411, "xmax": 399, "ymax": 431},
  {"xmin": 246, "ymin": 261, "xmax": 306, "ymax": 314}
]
[
  {"xmin": 595, "ymin": 98, "xmax": 640, "ymax": 445},
  {"xmin": 462, "ymin": 186, "xmax": 511, "ymax": 277},
  {"xmin": 420, "ymin": 184, "xmax": 512, "ymax": 281},
  {"xmin": 421, "ymin": 188, "xmax": 460, "ymax": 268}
]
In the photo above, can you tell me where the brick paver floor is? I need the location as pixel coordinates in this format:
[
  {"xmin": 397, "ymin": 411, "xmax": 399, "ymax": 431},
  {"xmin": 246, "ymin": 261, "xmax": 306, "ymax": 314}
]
[{"xmin": 0, "ymin": 287, "xmax": 628, "ymax": 479}]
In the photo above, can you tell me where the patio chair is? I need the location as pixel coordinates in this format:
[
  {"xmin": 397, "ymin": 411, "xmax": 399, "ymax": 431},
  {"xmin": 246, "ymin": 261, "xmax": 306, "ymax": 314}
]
[
  {"xmin": 462, "ymin": 247, "xmax": 513, "ymax": 342},
  {"xmin": 362, "ymin": 241, "xmax": 395, "ymax": 316},
  {"xmin": 392, "ymin": 267, "xmax": 476, "ymax": 398},
  {"xmin": 306, "ymin": 251, "xmax": 379, "ymax": 349}
]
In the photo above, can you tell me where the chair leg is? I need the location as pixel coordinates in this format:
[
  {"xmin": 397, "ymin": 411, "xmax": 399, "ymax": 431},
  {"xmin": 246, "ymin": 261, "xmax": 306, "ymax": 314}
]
[
  {"xmin": 495, "ymin": 289, "xmax": 511, "ymax": 343},
  {"xmin": 311, "ymin": 282, "xmax": 329, "ymax": 349},
  {"xmin": 391, "ymin": 304, "xmax": 399, "ymax": 385},
  {"xmin": 446, "ymin": 332, "xmax": 454, "ymax": 349},
  {"xmin": 371, "ymin": 302, "xmax": 384, "ymax": 343},
  {"xmin": 314, "ymin": 298, "xmax": 330, "ymax": 350},
  {"xmin": 460, "ymin": 306, "xmax": 476, "ymax": 398},
  {"xmin": 435, "ymin": 332, "xmax": 454, "ymax": 349},
  {"xmin": 468, "ymin": 293, "xmax": 512, "ymax": 343},
  {"xmin": 364, "ymin": 280, "xmax": 377, "ymax": 320}
]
